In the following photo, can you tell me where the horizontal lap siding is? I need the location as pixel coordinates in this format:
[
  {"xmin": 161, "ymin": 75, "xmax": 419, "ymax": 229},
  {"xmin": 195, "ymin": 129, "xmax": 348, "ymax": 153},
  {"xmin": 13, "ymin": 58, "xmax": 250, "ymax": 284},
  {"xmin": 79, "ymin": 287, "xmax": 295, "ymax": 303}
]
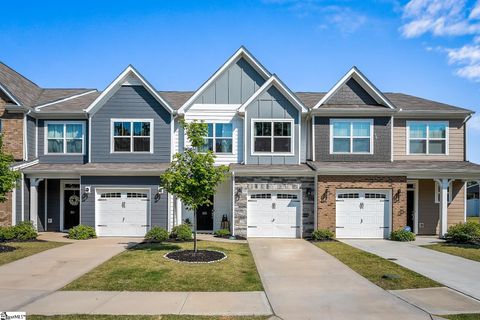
[
  {"xmin": 394, "ymin": 119, "xmax": 464, "ymax": 161},
  {"xmin": 448, "ymin": 181, "xmax": 465, "ymax": 227},
  {"xmin": 80, "ymin": 176, "xmax": 168, "ymax": 229},
  {"xmin": 27, "ymin": 116, "xmax": 36, "ymax": 160},
  {"xmin": 91, "ymin": 85, "xmax": 171, "ymax": 163}
]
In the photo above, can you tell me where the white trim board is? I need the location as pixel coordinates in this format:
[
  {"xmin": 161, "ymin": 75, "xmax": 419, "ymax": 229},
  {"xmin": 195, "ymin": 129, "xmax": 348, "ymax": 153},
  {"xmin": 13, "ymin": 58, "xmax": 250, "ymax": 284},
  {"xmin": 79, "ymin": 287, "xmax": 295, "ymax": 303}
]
[
  {"xmin": 313, "ymin": 66, "xmax": 395, "ymax": 110},
  {"xmin": 178, "ymin": 46, "xmax": 271, "ymax": 115},
  {"xmin": 84, "ymin": 65, "xmax": 174, "ymax": 115}
]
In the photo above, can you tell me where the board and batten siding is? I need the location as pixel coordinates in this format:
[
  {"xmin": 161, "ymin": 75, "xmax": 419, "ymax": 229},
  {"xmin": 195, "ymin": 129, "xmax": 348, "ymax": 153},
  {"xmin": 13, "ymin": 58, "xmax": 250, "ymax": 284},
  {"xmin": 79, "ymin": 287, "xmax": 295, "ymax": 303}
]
[
  {"xmin": 314, "ymin": 116, "xmax": 391, "ymax": 162},
  {"xmin": 90, "ymin": 85, "xmax": 171, "ymax": 163},
  {"xmin": 80, "ymin": 176, "xmax": 168, "ymax": 229},
  {"xmin": 245, "ymin": 86, "xmax": 300, "ymax": 165},
  {"xmin": 194, "ymin": 57, "xmax": 266, "ymax": 105},
  {"xmin": 393, "ymin": 119, "xmax": 464, "ymax": 161},
  {"xmin": 37, "ymin": 119, "xmax": 88, "ymax": 164}
]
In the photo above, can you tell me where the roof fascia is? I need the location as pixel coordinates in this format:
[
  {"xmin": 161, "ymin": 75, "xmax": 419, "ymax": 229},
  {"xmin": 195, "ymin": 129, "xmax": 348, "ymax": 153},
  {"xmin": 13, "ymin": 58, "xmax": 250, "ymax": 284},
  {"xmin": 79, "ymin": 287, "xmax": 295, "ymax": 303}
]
[
  {"xmin": 178, "ymin": 46, "xmax": 271, "ymax": 115},
  {"xmin": 313, "ymin": 67, "xmax": 396, "ymax": 110},
  {"xmin": 0, "ymin": 82, "xmax": 21, "ymax": 106},
  {"xmin": 84, "ymin": 65, "xmax": 174, "ymax": 115}
]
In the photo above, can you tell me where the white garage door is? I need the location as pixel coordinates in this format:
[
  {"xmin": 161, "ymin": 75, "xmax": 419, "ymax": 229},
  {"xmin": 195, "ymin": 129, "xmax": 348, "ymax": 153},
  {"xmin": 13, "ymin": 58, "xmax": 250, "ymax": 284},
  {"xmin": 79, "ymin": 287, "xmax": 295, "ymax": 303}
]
[
  {"xmin": 96, "ymin": 189, "xmax": 150, "ymax": 236},
  {"xmin": 336, "ymin": 190, "xmax": 391, "ymax": 239},
  {"xmin": 247, "ymin": 191, "xmax": 301, "ymax": 238}
]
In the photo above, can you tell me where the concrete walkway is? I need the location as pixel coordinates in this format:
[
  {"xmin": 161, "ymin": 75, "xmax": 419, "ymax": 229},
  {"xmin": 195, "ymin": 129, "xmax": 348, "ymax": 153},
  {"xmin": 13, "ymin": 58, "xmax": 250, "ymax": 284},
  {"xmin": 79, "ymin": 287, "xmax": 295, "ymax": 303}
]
[
  {"xmin": 23, "ymin": 291, "xmax": 272, "ymax": 316},
  {"xmin": 343, "ymin": 239, "xmax": 480, "ymax": 301},
  {"xmin": 0, "ymin": 237, "xmax": 140, "ymax": 310},
  {"xmin": 249, "ymin": 238, "xmax": 431, "ymax": 320}
]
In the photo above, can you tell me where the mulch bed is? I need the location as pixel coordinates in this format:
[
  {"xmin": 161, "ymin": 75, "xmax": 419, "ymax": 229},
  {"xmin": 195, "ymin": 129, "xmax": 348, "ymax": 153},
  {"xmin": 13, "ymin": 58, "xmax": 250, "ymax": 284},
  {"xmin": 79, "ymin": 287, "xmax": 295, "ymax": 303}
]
[
  {"xmin": 0, "ymin": 245, "xmax": 16, "ymax": 253},
  {"xmin": 164, "ymin": 249, "xmax": 226, "ymax": 263}
]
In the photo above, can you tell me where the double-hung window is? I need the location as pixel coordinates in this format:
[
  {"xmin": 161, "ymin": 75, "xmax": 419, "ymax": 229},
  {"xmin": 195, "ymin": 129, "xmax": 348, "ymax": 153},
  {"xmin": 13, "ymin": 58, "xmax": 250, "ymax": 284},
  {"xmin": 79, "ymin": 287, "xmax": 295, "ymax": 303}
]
[
  {"xmin": 435, "ymin": 181, "xmax": 453, "ymax": 203},
  {"xmin": 46, "ymin": 122, "xmax": 85, "ymax": 154},
  {"xmin": 330, "ymin": 119, "xmax": 373, "ymax": 154},
  {"xmin": 112, "ymin": 119, "xmax": 153, "ymax": 153},
  {"xmin": 407, "ymin": 121, "xmax": 448, "ymax": 155},
  {"xmin": 253, "ymin": 120, "xmax": 293, "ymax": 154},
  {"xmin": 199, "ymin": 123, "xmax": 233, "ymax": 153}
]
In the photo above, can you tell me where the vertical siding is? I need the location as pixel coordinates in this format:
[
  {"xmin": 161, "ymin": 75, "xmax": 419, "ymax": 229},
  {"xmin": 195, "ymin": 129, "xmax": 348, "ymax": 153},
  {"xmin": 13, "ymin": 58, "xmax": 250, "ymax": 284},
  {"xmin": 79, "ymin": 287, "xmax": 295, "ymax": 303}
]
[
  {"xmin": 393, "ymin": 119, "xmax": 464, "ymax": 161},
  {"xmin": 37, "ymin": 119, "xmax": 88, "ymax": 163},
  {"xmin": 194, "ymin": 58, "xmax": 266, "ymax": 104},
  {"xmin": 246, "ymin": 86, "xmax": 300, "ymax": 165},
  {"xmin": 90, "ymin": 86, "xmax": 171, "ymax": 163},
  {"xmin": 314, "ymin": 117, "xmax": 391, "ymax": 162},
  {"xmin": 46, "ymin": 179, "xmax": 61, "ymax": 231},
  {"xmin": 27, "ymin": 116, "xmax": 36, "ymax": 160},
  {"xmin": 80, "ymin": 176, "xmax": 168, "ymax": 229}
]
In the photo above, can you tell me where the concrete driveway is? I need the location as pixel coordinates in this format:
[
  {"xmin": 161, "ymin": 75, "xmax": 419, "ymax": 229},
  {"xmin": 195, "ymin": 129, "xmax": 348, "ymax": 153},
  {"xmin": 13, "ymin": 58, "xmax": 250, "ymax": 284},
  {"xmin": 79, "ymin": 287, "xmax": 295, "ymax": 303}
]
[
  {"xmin": 0, "ymin": 236, "xmax": 139, "ymax": 311},
  {"xmin": 248, "ymin": 238, "xmax": 430, "ymax": 320},
  {"xmin": 343, "ymin": 239, "xmax": 480, "ymax": 301}
]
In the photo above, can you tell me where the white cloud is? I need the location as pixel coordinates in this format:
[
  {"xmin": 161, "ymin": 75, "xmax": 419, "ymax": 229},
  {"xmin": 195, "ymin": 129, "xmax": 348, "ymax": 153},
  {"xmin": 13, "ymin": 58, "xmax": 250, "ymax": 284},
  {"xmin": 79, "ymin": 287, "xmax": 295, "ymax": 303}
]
[{"xmin": 400, "ymin": 0, "xmax": 480, "ymax": 81}]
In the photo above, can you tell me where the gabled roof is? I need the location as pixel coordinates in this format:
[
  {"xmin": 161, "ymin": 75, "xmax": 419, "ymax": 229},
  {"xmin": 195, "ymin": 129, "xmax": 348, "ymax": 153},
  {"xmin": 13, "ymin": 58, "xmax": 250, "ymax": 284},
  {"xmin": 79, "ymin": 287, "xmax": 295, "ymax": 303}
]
[
  {"xmin": 238, "ymin": 75, "xmax": 308, "ymax": 113},
  {"xmin": 0, "ymin": 62, "xmax": 42, "ymax": 106},
  {"xmin": 313, "ymin": 66, "xmax": 396, "ymax": 110},
  {"xmin": 177, "ymin": 46, "xmax": 271, "ymax": 114},
  {"xmin": 84, "ymin": 65, "xmax": 174, "ymax": 115},
  {"xmin": 34, "ymin": 90, "xmax": 99, "ymax": 113}
]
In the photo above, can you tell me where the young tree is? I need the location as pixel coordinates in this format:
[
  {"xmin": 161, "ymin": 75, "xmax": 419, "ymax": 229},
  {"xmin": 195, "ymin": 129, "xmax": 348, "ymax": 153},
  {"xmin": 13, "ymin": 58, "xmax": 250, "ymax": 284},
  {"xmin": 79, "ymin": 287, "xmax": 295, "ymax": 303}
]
[
  {"xmin": 0, "ymin": 135, "xmax": 20, "ymax": 202},
  {"xmin": 161, "ymin": 120, "xmax": 229, "ymax": 253}
]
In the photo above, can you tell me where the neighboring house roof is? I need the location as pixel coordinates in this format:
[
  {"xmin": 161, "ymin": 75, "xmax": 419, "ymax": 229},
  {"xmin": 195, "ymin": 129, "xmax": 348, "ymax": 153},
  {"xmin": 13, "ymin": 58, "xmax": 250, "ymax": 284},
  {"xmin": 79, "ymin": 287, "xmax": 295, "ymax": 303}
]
[
  {"xmin": 34, "ymin": 88, "xmax": 95, "ymax": 106},
  {"xmin": 178, "ymin": 46, "xmax": 271, "ymax": 114},
  {"xmin": 159, "ymin": 91, "xmax": 194, "ymax": 110},
  {"xmin": 468, "ymin": 183, "xmax": 479, "ymax": 194},
  {"xmin": 23, "ymin": 162, "xmax": 171, "ymax": 175},
  {"xmin": 0, "ymin": 62, "xmax": 42, "ymax": 106},
  {"xmin": 385, "ymin": 93, "xmax": 472, "ymax": 114},
  {"xmin": 35, "ymin": 91, "xmax": 101, "ymax": 113},
  {"xmin": 230, "ymin": 163, "xmax": 313, "ymax": 175},
  {"xmin": 308, "ymin": 161, "xmax": 480, "ymax": 178}
]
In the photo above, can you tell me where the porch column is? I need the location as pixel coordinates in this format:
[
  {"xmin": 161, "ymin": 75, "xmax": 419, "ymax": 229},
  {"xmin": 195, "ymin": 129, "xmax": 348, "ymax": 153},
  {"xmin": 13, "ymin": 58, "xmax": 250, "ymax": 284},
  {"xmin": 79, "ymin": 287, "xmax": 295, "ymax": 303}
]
[
  {"xmin": 29, "ymin": 178, "xmax": 44, "ymax": 231},
  {"xmin": 435, "ymin": 178, "xmax": 451, "ymax": 238}
]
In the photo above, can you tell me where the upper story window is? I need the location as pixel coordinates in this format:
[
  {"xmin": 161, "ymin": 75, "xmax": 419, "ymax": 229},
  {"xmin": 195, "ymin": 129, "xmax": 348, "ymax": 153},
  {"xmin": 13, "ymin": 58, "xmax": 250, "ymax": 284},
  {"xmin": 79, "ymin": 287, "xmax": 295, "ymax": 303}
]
[
  {"xmin": 46, "ymin": 121, "xmax": 85, "ymax": 154},
  {"xmin": 199, "ymin": 123, "xmax": 233, "ymax": 153},
  {"xmin": 252, "ymin": 120, "xmax": 293, "ymax": 154},
  {"xmin": 330, "ymin": 119, "xmax": 373, "ymax": 154},
  {"xmin": 111, "ymin": 119, "xmax": 153, "ymax": 153},
  {"xmin": 407, "ymin": 121, "xmax": 448, "ymax": 155},
  {"xmin": 435, "ymin": 181, "xmax": 453, "ymax": 203}
]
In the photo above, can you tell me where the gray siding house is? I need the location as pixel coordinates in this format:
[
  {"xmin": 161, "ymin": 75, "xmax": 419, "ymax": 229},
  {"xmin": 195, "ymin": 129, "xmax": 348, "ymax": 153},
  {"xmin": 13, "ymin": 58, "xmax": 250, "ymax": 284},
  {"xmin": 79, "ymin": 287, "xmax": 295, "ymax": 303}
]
[{"xmin": 2, "ymin": 46, "xmax": 480, "ymax": 239}]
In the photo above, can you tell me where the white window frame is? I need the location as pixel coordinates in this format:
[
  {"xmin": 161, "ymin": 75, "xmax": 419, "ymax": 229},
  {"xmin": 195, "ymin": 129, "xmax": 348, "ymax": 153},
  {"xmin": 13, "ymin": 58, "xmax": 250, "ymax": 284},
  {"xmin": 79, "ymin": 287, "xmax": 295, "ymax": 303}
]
[
  {"xmin": 110, "ymin": 119, "xmax": 154, "ymax": 154},
  {"xmin": 44, "ymin": 121, "xmax": 86, "ymax": 155},
  {"xmin": 202, "ymin": 123, "xmax": 234, "ymax": 154},
  {"xmin": 435, "ymin": 181, "xmax": 453, "ymax": 204},
  {"xmin": 251, "ymin": 118, "xmax": 295, "ymax": 156},
  {"xmin": 406, "ymin": 121, "xmax": 449, "ymax": 155},
  {"xmin": 329, "ymin": 119, "xmax": 374, "ymax": 154}
]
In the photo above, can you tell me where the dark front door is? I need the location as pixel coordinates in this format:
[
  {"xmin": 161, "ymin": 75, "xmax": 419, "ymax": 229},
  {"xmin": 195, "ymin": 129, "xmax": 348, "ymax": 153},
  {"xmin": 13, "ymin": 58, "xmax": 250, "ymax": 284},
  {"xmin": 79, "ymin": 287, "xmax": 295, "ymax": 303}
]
[
  {"xmin": 196, "ymin": 196, "xmax": 214, "ymax": 231},
  {"xmin": 64, "ymin": 189, "xmax": 80, "ymax": 229},
  {"xmin": 407, "ymin": 190, "xmax": 415, "ymax": 230}
]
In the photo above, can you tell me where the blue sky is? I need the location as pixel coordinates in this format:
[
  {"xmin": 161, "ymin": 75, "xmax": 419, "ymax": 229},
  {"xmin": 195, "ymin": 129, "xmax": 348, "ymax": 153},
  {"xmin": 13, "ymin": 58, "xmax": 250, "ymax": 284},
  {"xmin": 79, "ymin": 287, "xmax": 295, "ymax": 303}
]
[{"xmin": 1, "ymin": 0, "xmax": 479, "ymax": 162}]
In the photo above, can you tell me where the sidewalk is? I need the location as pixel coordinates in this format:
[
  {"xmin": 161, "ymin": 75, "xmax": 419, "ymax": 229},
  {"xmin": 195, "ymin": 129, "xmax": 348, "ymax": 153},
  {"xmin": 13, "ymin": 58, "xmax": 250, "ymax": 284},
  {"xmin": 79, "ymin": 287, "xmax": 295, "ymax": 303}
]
[{"xmin": 22, "ymin": 291, "xmax": 272, "ymax": 316}]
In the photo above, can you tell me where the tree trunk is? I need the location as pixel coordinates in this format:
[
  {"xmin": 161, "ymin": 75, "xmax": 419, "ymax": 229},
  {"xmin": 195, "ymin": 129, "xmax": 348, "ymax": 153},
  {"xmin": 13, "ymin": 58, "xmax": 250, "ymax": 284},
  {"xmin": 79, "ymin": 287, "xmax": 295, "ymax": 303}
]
[{"xmin": 193, "ymin": 211, "xmax": 197, "ymax": 253}]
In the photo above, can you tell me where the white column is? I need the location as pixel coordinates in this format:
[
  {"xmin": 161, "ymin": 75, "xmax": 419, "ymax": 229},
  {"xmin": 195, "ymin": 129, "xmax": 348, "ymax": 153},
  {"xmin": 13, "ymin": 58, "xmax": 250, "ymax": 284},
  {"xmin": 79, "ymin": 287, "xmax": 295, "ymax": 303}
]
[
  {"xmin": 435, "ymin": 178, "xmax": 451, "ymax": 238},
  {"xmin": 29, "ymin": 178, "xmax": 44, "ymax": 231}
]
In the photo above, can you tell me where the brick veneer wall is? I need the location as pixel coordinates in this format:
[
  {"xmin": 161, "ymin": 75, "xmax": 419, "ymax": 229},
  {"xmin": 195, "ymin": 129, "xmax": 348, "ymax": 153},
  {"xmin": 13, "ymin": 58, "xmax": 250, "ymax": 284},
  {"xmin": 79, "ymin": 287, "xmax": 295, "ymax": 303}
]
[
  {"xmin": 317, "ymin": 175, "xmax": 407, "ymax": 235},
  {"xmin": 0, "ymin": 92, "xmax": 24, "ymax": 226},
  {"xmin": 234, "ymin": 176, "xmax": 315, "ymax": 238}
]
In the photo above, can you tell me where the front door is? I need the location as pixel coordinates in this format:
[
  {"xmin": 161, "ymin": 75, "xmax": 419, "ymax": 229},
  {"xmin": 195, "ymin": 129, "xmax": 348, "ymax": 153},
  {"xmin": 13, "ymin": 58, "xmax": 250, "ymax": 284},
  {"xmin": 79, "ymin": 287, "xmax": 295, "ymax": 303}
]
[
  {"xmin": 64, "ymin": 188, "xmax": 80, "ymax": 229},
  {"xmin": 196, "ymin": 196, "xmax": 213, "ymax": 231}
]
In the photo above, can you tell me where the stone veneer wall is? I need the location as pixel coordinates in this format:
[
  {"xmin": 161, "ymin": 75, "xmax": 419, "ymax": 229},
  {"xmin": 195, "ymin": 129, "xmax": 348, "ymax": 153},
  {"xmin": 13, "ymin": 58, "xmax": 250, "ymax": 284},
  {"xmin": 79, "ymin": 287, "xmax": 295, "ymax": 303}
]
[
  {"xmin": 234, "ymin": 176, "xmax": 315, "ymax": 238},
  {"xmin": 317, "ymin": 175, "xmax": 407, "ymax": 235}
]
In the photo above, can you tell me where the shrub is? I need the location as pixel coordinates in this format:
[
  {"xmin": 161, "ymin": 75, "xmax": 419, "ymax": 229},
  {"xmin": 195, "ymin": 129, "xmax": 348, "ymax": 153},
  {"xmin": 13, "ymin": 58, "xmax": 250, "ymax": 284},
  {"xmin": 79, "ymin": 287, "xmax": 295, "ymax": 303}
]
[
  {"xmin": 13, "ymin": 221, "xmax": 37, "ymax": 241},
  {"xmin": 170, "ymin": 224, "xmax": 192, "ymax": 241},
  {"xmin": 390, "ymin": 229, "xmax": 416, "ymax": 242},
  {"xmin": 445, "ymin": 221, "xmax": 480, "ymax": 243},
  {"xmin": 68, "ymin": 225, "xmax": 96, "ymax": 240},
  {"xmin": 311, "ymin": 229, "xmax": 335, "ymax": 241},
  {"xmin": 145, "ymin": 226, "xmax": 169, "ymax": 242},
  {"xmin": 214, "ymin": 229, "xmax": 231, "ymax": 238},
  {"xmin": 0, "ymin": 226, "xmax": 16, "ymax": 241}
]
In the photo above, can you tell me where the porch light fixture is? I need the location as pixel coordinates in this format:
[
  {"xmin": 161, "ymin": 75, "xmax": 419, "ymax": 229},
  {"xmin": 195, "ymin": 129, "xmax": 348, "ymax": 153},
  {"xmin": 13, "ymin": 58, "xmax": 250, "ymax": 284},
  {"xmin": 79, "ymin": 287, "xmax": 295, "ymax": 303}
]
[
  {"xmin": 320, "ymin": 188, "xmax": 329, "ymax": 203},
  {"xmin": 394, "ymin": 189, "xmax": 402, "ymax": 203},
  {"xmin": 235, "ymin": 187, "xmax": 242, "ymax": 201}
]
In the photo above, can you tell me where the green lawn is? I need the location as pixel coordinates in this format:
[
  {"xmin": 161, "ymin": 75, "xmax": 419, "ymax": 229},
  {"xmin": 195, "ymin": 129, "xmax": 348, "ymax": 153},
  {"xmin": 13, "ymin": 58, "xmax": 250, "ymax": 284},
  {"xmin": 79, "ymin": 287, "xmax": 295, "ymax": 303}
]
[
  {"xmin": 314, "ymin": 241, "xmax": 442, "ymax": 290},
  {"xmin": 441, "ymin": 314, "xmax": 480, "ymax": 320},
  {"xmin": 422, "ymin": 243, "xmax": 480, "ymax": 262},
  {"xmin": 467, "ymin": 217, "xmax": 479, "ymax": 223},
  {"xmin": 29, "ymin": 316, "xmax": 269, "ymax": 320},
  {"xmin": 0, "ymin": 241, "xmax": 67, "ymax": 266},
  {"xmin": 63, "ymin": 241, "xmax": 263, "ymax": 292}
]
